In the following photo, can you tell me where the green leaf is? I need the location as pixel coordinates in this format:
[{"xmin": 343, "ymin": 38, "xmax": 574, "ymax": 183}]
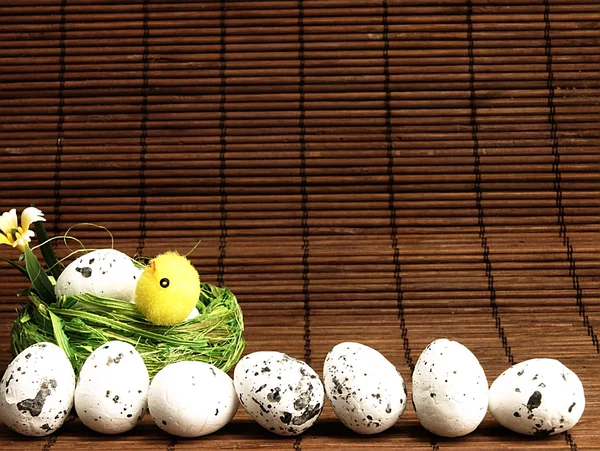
[
  {"xmin": 23, "ymin": 245, "xmax": 56, "ymax": 304},
  {"xmin": 34, "ymin": 220, "xmax": 62, "ymax": 279},
  {"xmin": 0, "ymin": 255, "xmax": 29, "ymax": 279}
]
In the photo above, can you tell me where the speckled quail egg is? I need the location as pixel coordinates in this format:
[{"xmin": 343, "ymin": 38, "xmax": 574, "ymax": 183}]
[
  {"xmin": 0, "ymin": 342, "xmax": 75, "ymax": 436},
  {"xmin": 234, "ymin": 351, "xmax": 324, "ymax": 436},
  {"xmin": 148, "ymin": 361, "xmax": 239, "ymax": 437},
  {"xmin": 489, "ymin": 358, "xmax": 585, "ymax": 436},
  {"xmin": 323, "ymin": 342, "xmax": 407, "ymax": 434},
  {"xmin": 55, "ymin": 248, "xmax": 142, "ymax": 302},
  {"xmin": 412, "ymin": 338, "xmax": 489, "ymax": 437},
  {"xmin": 74, "ymin": 341, "xmax": 149, "ymax": 434}
]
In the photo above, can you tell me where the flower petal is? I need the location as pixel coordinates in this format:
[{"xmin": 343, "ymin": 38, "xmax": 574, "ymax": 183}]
[
  {"xmin": 0, "ymin": 209, "xmax": 18, "ymax": 235},
  {"xmin": 0, "ymin": 234, "xmax": 12, "ymax": 246},
  {"xmin": 21, "ymin": 230, "xmax": 35, "ymax": 241},
  {"xmin": 20, "ymin": 206, "xmax": 45, "ymax": 231},
  {"xmin": 15, "ymin": 232, "xmax": 33, "ymax": 253}
]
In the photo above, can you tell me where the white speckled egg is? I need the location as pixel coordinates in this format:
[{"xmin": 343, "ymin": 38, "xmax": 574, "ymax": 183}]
[
  {"xmin": 148, "ymin": 361, "xmax": 238, "ymax": 437},
  {"xmin": 412, "ymin": 339, "xmax": 489, "ymax": 437},
  {"xmin": 55, "ymin": 249, "xmax": 142, "ymax": 302},
  {"xmin": 74, "ymin": 341, "xmax": 149, "ymax": 434},
  {"xmin": 489, "ymin": 358, "xmax": 585, "ymax": 436},
  {"xmin": 323, "ymin": 342, "xmax": 407, "ymax": 434},
  {"xmin": 0, "ymin": 342, "xmax": 75, "ymax": 436},
  {"xmin": 234, "ymin": 351, "xmax": 324, "ymax": 436}
]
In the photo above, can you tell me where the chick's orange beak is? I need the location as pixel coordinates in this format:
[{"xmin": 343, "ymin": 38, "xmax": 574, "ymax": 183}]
[{"xmin": 148, "ymin": 259, "xmax": 157, "ymax": 279}]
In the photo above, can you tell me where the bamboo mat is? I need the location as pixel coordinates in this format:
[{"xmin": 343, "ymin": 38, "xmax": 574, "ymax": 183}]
[{"xmin": 1, "ymin": 1, "xmax": 599, "ymax": 450}]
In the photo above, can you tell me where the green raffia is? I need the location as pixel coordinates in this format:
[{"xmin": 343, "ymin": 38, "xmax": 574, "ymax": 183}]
[{"xmin": 11, "ymin": 283, "xmax": 245, "ymax": 378}]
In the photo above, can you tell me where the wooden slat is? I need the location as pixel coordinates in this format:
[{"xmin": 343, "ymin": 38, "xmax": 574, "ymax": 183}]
[{"xmin": 1, "ymin": 0, "xmax": 599, "ymax": 449}]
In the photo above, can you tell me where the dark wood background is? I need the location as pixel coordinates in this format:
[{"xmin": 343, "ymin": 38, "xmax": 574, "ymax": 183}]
[{"xmin": 1, "ymin": 1, "xmax": 599, "ymax": 449}]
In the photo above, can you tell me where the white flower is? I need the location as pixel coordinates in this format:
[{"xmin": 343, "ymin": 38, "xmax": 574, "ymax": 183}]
[{"xmin": 0, "ymin": 207, "xmax": 46, "ymax": 253}]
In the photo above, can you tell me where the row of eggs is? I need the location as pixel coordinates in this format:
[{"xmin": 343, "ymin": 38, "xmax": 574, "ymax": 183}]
[{"xmin": 0, "ymin": 338, "xmax": 586, "ymax": 438}]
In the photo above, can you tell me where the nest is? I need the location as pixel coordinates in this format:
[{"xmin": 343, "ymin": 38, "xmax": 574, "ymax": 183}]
[{"xmin": 8, "ymin": 239, "xmax": 245, "ymax": 379}]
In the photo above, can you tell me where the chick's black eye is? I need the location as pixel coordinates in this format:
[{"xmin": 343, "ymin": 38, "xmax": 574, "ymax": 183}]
[{"xmin": 160, "ymin": 278, "xmax": 170, "ymax": 288}]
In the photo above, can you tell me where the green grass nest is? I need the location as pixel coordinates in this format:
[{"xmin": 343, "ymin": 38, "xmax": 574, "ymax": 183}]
[
  {"xmin": 7, "ymin": 229, "xmax": 245, "ymax": 378},
  {"xmin": 11, "ymin": 283, "xmax": 245, "ymax": 379}
]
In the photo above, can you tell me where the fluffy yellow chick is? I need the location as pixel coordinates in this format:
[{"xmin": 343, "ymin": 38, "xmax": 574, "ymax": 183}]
[{"xmin": 134, "ymin": 251, "xmax": 201, "ymax": 326}]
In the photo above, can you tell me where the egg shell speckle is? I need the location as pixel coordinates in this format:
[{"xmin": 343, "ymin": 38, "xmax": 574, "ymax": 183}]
[
  {"xmin": 148, "ymin": 361, "xmax": 239, "ymax": 438},
  {"xmin": 323, "ymin": 342, "xmax": 407, "ymax": 434},
  {"xmin": 55, "ymin": 249, "xmax": 141, "ymax": 302},
  {"xmin": 489, "ymin": 358, "xmax": 585, "ymax": 436},
  {"xmin": 0, "ymin": 342, "xmax": 75, "ymax": 436},
  {"xmin": 412, "ymin": 339, "xmax": 489, "ymax": 437},
  {"xmin": 234, "ymin": 351, "xmax": 324, "ymax": 436},
  {"xmin": 74, "ymin": 341, "xmax": 149, "ymax": 434}
]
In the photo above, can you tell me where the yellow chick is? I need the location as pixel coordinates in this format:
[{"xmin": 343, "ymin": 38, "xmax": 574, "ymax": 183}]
[{"xmin": 134, "ymin": 251, "xmax": 201, "ymax": 326}]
